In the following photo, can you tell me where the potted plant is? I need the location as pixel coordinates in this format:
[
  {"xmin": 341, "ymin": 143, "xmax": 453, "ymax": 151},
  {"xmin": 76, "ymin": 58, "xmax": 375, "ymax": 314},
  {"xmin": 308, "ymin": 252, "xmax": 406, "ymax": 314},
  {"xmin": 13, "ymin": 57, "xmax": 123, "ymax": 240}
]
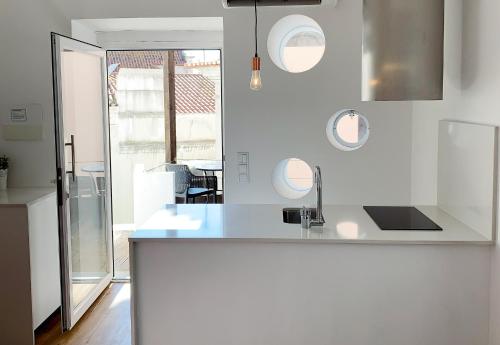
[{"xmin": 0, "ymin": 155, "xmax": 8, "ymax": 190}]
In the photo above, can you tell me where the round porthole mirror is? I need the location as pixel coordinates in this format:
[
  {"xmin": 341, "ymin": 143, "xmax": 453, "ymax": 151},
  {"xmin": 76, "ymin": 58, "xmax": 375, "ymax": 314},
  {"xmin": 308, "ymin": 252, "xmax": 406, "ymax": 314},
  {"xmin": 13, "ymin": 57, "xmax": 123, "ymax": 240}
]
[
  {"xmin": 272, "ymin": 158, "xmax": 314, "ymax": 199},
  {"xmin": 326, "ymin": 109, "xmax": 370, "ymax": 151},
  {"xmin": 267, "ymin": 15, "xmax": 326, "ymax": 73}
]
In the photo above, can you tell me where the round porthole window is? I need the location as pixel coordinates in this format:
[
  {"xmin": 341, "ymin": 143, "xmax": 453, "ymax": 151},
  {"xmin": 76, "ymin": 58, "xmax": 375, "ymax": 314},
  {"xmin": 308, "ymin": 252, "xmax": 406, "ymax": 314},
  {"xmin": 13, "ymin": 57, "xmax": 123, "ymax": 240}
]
[
  {"xmin": 326, "ymin": 109, "xmax": 370, "ymax": 151},
  {"xmin": 272, "ymin": 158, "xmax": 314, "ymax": 199},
  {"xmin": 267, "ymin": 15, "xmax": 326, "ymax": 73}
]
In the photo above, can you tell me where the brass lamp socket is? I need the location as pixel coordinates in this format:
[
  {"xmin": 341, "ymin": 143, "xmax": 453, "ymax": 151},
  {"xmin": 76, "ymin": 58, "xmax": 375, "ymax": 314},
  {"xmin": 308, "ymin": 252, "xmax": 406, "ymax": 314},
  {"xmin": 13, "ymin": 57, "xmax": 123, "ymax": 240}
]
[{"xmin": 252, "ymin": 56, "xmax": 261, "ymax": 71}]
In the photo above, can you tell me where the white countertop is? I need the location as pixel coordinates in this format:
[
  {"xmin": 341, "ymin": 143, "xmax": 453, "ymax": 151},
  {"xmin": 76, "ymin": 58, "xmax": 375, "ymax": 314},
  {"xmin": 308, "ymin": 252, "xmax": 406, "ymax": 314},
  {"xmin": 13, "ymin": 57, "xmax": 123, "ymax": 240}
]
[
  {"xmin": 0, "ymin": 188, "xmax": 56, "ymax": 207},
  {"xmin": 130, "ymin": 204, "xmax": 492, "ymax": 245}
]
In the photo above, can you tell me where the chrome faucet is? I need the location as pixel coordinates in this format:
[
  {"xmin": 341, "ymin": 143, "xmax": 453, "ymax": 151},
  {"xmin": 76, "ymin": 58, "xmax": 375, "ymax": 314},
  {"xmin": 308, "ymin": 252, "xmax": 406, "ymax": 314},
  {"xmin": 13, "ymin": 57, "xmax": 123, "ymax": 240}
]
[{"xmin": 311, "ymin": 166, "xmax": 325, "ymax": 226}]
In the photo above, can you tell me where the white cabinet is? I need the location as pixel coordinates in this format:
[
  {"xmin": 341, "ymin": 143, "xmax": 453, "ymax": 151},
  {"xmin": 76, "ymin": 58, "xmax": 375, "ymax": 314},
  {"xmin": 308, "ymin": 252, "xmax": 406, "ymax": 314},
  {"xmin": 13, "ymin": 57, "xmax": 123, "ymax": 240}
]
[{"xmin": 0, "ymin": 188, "xmax": 60, "ymax": 345}]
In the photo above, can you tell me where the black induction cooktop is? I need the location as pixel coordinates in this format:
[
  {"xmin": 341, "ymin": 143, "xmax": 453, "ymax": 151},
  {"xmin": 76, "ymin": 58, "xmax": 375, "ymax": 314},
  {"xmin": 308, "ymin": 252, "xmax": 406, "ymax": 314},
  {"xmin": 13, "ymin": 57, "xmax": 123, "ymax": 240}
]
[{"xmin": 363, "ymin": 206, "xmax": 443, "ymax": 231}]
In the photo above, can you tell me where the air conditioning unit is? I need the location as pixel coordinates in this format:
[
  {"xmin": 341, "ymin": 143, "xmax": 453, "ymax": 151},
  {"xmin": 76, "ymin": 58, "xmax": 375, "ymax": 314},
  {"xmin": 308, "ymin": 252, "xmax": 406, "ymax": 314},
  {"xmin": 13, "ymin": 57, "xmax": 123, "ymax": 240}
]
[{"xmin": 223, "ymin": 0, "xmax": 327, "ymax": 8}]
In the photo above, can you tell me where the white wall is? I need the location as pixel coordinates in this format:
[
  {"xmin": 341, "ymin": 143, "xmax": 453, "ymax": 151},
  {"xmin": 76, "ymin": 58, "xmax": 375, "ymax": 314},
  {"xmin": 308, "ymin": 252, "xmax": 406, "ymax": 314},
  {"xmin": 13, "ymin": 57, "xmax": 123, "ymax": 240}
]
[
  {"xmin": 71, "ymin": 20, "xmax": 98, "ymax": 45},
  {"xmin": 96, "ymin": 30, "xmax": 223, "ymax": 50},
  {"xmin": 410, "ymin": 0, "xmax": 500, "ymax": 344},
  {"xmin": 222, "ymin": 1, "xmax": 412, "ymax": 205},
  {"xmin": 2, "ymin": 0, "xmax": 413, "ymax": 206},
  {"xmin": 0, "ymin": 0, "xmax": 69, "ymax": 187},
  {"xmin": 458, "ymin": 2, "xmax": 500, "ymax": 343},
  {"xmin": 410, "ymin": 0, "xmax": 464, "ymax": 206}
]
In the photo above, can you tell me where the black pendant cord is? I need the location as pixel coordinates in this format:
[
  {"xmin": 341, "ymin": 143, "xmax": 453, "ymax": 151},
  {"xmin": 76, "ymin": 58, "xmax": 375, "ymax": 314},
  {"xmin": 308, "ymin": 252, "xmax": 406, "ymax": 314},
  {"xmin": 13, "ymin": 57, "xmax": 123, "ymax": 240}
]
[{"xmin": 254, "ymin": 0, "xmax": 258, "ymax": 57}]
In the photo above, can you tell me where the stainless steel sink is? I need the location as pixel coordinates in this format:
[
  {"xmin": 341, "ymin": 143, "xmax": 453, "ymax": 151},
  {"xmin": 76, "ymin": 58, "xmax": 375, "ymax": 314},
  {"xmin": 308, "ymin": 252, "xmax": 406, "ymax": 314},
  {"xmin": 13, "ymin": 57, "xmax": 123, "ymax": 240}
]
[{"xmin": 283, "ymin": 208, "xmax": 317, "ymax": 224}]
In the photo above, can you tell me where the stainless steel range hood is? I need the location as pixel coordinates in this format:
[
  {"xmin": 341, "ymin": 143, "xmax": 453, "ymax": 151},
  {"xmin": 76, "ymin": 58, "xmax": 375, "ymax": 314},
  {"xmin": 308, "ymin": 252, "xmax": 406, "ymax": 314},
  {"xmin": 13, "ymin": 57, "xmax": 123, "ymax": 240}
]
[{"xmin": 362, "ymin": 0, "xmax": 444, "ymax": 101}]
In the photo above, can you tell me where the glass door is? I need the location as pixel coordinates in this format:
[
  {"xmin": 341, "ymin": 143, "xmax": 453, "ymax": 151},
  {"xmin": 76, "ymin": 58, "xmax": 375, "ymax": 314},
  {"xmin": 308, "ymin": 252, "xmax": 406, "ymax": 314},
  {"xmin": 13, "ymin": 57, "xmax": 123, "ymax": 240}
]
[{"xmin": 51, "ymin": 33, "xmax": 113, "ymax": 330}]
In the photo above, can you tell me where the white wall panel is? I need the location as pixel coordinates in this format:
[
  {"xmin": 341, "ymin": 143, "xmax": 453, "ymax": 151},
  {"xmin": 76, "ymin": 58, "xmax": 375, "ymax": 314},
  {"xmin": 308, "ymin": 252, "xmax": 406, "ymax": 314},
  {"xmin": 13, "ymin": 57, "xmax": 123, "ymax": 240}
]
[{"xmin": 437, "ymin": 120, "xmax": 497, "ymax": 240}]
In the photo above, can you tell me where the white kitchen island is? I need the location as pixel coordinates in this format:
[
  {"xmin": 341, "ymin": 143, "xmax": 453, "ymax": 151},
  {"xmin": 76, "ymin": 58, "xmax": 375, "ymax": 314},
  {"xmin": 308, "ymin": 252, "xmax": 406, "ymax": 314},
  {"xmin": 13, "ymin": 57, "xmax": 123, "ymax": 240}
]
[{"xmin": 130, "ymin": 204, "xmax": 492, "ymax": 345}]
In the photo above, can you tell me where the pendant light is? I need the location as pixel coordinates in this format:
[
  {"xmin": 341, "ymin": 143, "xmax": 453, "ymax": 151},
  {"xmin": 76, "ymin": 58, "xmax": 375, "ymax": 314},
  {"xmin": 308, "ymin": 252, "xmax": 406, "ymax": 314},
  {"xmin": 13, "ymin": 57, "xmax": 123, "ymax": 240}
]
[{"xmin": 250, "ymin": 0, "xmax": 262, "ymax": 91}]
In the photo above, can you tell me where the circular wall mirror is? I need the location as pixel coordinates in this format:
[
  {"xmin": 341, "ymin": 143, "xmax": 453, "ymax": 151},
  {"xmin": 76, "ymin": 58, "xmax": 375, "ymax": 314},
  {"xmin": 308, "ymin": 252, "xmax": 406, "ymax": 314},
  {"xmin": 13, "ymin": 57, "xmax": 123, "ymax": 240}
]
[
  {"xmin": 272, "ymin": 158, "xmax": 314, "ymax": 199},
  {"xmin": 326, "ymin": 109, "xmax": 370, "ymax": 151},
  {"xmin": 267, "ymin": 15, "xmax": 326, "ymax": 73}
]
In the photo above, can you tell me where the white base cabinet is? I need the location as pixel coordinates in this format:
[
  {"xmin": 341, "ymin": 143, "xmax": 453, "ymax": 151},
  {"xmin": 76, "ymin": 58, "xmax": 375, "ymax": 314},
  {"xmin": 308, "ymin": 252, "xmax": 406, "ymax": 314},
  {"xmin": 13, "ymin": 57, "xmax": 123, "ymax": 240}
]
[{"xmin": 0, "ymin": 189, "xmax": 60, "ymax": 345}]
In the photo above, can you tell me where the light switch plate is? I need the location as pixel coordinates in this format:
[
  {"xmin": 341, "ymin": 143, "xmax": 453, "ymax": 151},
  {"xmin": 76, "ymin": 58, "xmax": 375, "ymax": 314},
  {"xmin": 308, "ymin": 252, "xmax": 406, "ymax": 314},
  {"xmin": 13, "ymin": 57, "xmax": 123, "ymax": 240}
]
[
  {"xmin": 237, "ymin": 152, "xmax": 250, "ymax": 183},
  {"xmin": 238, "ymin": 152, "xmax": 249, "ymax": 164}
]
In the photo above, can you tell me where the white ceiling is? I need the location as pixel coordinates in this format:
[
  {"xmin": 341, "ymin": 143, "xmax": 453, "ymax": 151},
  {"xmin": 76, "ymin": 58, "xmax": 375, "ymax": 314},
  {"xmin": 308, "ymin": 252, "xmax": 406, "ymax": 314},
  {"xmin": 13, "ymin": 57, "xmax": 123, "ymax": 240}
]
[{"xmin": 73, "ymin": 17, "xmax": 224, "ymax": 33}]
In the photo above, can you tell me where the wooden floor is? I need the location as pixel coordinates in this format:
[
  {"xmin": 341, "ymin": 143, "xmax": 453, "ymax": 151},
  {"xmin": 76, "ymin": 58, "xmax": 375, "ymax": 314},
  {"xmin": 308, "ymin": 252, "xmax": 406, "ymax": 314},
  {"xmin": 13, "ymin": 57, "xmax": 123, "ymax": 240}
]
[{"xmin": 35, "ymin": 283, "xmax": 131, "ymax": 345}]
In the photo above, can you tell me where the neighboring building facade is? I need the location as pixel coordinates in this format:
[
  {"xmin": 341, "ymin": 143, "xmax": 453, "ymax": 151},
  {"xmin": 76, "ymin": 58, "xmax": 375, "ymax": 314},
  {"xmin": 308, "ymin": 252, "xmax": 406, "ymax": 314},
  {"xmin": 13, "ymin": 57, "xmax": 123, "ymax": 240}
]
[{"xmin": 107, "ymin": 50, "xmax": 222, "ymax": 225}]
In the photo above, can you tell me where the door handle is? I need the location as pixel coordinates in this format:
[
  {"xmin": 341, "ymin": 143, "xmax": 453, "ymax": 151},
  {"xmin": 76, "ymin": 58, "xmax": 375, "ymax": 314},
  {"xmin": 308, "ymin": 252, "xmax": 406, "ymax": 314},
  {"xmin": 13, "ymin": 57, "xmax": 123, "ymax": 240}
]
[{"xmin": 65, "ymin": 134, "xmax": 76, "ymax": 181}]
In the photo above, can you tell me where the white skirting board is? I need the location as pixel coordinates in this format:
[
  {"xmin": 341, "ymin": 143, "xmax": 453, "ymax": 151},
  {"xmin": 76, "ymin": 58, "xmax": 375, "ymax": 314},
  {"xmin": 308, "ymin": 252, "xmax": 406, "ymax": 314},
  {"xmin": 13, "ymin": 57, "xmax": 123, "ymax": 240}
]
[{"xmin": 438, "ymin": 120, "xmax": 498, "ymax": 239}]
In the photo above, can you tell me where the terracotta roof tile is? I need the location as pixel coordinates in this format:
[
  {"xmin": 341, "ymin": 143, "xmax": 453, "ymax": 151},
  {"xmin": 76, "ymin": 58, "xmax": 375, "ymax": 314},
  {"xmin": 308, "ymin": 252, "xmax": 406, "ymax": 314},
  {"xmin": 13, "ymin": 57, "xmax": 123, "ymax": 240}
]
[
  {"xmin": 107, "ymin": 50, "xmax": 185, "ymax": 68},
  {"xmin": 108, "ymin": 73, "xmax": 216, "ymax": 114},
  {"xmin": 107, "ymin": 51, "xmax": 218, "ymax": 114},
  {"xmin": 175, "ymin": 74, "xmax": 216, "ymax": 114}
]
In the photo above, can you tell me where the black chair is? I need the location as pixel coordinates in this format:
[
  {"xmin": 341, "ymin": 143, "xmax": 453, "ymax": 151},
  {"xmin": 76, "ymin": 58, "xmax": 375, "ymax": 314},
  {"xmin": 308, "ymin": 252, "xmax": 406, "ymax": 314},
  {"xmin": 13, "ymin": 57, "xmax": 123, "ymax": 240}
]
[{"xmin": 165, "ymin": 163, "xmax": 217, "ymax": 203}]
